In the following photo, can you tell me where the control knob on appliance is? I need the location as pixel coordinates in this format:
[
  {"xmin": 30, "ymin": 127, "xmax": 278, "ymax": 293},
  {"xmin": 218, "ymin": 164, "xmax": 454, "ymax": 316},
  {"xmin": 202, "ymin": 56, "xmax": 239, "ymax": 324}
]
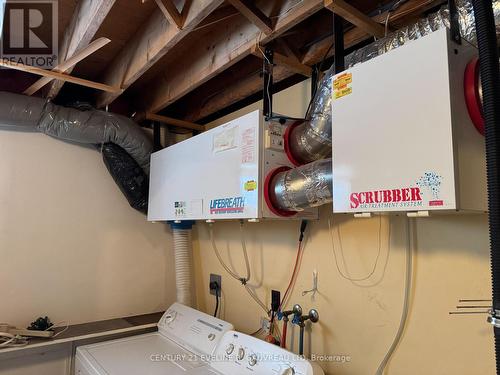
[
  {"xmin": 163, "ymin": 311, "xmax": 177, "ymax": 324},
  {"xmin": 280, "ymin": 366, "xmax": 295, "ymax": 375},
  {"xmin": 226, "ymin": 343, "xmax": 235, "ymax": 355},
  {"xmin": 248, "ymin": 354, "xmax": 257, "ymax": 366},
  {"xmin": 237, "ymin": 347, "xmax": 245, "ymax": 361}
]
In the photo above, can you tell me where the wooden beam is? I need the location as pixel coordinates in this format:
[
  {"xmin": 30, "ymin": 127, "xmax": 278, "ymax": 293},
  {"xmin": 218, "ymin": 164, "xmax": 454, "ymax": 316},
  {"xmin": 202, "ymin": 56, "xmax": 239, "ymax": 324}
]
[
  {"xmin": 0, "ymin": 60, "xmax": 121, "ymax": 93},
  {"xmin": 145, "ymin": 113, "xmax": 205, "ymax": 131},
  {"xmin": 324, "ymin": 0, "xmax": 385, "ymax": 38},
  {"xmin": 251, "ymin": 45, "xmax": 312, "ymax": 76},
  {"xmin": 23, "ymin": 38, "xmax": 111, "ymax": 96},
  {"xmin": 95, "ymin": 0, "xmax": 223, "ymax": 109},
  {"xmin": 276, "ymin": 39, "xmax": 301, "ymax": 62},
  {"xmin": 142, "ymin": 0, "xmax": 324, "ymax": 114},
  {"xmin": 184, "ymin": 0, "xmax": 440, "ymax": 122},
  {"xmin": 46, "ymin": 0, "xmax": 116, "ymax": 99},
  {"xmin": 227, "ymin": 0, "xmax": 273, "ymax": 34},
  {"xmin": 154, "ymin": 0, "xmax": 183, "ymax": 29},
  {"xmin": 302, "ymin": 0, "xmax": 440, "ymax": 65}
]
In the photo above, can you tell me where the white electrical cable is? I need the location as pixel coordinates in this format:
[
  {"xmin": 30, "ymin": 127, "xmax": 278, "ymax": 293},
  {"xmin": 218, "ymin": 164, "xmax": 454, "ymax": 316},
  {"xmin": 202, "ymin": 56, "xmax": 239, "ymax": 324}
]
[
  {"xmin": 239, "ymin": 222, "xmax": 251, "ymax": 282},
  {"xmin": 375, "ymin": 217, "xmax": 414, "ymax": 375},
  {"xmin": 210, "ymin": 222, "xmax": 269, "ymax": 315},
  {"xmin": 47, "ymin": 321, "xmax": 70, "ymax": 338},
  {"xmin": 0, "ymin": 332, "xmax": 28, "ymax": 348},
  {"xmin": 209, "ymin": 222, "xmax": 251, "ymax": 283},
  {"xmin": 328, "ymin": 216, "xmax": 388, "ymax": 283}
]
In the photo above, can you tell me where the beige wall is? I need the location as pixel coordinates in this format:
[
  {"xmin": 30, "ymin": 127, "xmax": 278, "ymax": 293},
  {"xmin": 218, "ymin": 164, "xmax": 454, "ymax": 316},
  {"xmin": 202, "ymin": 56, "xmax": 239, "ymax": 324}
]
[
  {"xmin": 0, "ymin": 132, "xmax": 175, "ymax": 327},
  {"xmin": 193, "ymin": 81, "xmax": 495, "ymax": 374}
]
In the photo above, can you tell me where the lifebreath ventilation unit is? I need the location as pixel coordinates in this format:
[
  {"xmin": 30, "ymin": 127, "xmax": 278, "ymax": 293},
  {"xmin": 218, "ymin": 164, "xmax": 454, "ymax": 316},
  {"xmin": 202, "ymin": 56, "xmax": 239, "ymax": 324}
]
[{"xmin": 148, "ymin": 110, "xmax": 318, "ymax": 221}]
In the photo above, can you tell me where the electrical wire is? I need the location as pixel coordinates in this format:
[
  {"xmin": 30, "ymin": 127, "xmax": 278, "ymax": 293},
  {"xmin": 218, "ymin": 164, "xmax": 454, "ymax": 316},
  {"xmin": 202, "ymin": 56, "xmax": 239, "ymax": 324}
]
[
  {"xmin": 49, "ymin": 321, "xmax": 69, "ymax": 338},
  {"xmin": 279, "ymin": 221, "xmax": 308, "ymax": 311},
  {"xmin": 240, "ymin": 222, "xmax": 251, "ymax": 282},
  {"xmin": 209, "ymin": 222, "xmax": 250, "ymax": 283},
  {"xmin": 280, "ymin": 241, "xmax": 304, "ymax": 310},
  {"xmin": 210, "ymin": 222, "xmax": 269, "ymax": 316},
  {"xmin": 328, "ymin": 216, "xmax": 387, "ymax": 283},
  {"xmin": 245, "ymin": 284, "xmax": 269, "ymax": 314},
  {"xmin": 214, "ymin": 288, "xmax": 220, "ymax": 318},
  {"xmin": 375, "ymin": 217, "xmax": 414, "ymax": 375},
  {"xmin": 0, "ymin": 332, "xmax": 29, "ymax": 348}
]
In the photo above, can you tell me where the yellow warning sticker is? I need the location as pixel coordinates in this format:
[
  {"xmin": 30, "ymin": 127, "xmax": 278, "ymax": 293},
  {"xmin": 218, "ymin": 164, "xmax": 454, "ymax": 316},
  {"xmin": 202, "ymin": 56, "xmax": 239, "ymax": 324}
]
[
  {"xmin": 244, "ymin": 180, "xmax": 257, "ymax": 192},
  {"xmin": 334, "ymin": 86, "xmax": 352, "ymax": 99},
  {"xmin": 333, "ymin": 73, "xmax": 352, "ymax": 89}
]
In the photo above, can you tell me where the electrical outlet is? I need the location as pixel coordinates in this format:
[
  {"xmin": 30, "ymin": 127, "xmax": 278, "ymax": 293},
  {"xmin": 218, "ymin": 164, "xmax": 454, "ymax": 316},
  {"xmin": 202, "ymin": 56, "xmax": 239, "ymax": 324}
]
[
  {"xmin": 209, "ymin": 274, "xmax": 221, "ymax": 296},
  {"xmin": 260, "ymin": 316, "xmax": 271, "ymax": 332},
  {"xmin": 271, "ymin": 290, "xmax": 281, "ymax": 312}
]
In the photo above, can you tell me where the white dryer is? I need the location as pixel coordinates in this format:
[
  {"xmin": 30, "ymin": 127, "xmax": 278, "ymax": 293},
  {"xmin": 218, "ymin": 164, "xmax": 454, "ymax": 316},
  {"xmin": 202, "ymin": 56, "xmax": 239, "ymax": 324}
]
[{"xmin": 75, "ymin": 303, "xmax": 233, "ymax": 375}]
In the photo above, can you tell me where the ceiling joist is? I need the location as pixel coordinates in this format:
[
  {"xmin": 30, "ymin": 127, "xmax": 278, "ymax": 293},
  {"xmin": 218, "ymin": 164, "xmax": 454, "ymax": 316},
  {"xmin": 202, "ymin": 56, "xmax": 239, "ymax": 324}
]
[
  {"xmin": 142, "ymin": 0, "xmax": 324, "ymax": 114},
  {"xmin": 302, "ymin": 0, "xmax": 440, "ymax": 65},
  {"xmin": 0, "ymin": 60, "xmax": 121, "ymax": 93},
  {"xmin": 182, "ymin": 0, "xmax": 441, "ymax": 122},
  {"xmin": 154, "ymin": 0, "xmax": 184, "ymax": 29},
  {"xmin": 95, "ymin": 0, "xmax": 223, "ymax": 108},
  {"xmin": 46, "ymin": 0, "xmax": 116, "ymax": 99},
  {"xmin": 145, "ymin": 112, "xmax": 205, "ymax": 132},
  {"xmin": 24, "ymin": 37, "xmax": 111, "ymax": 96},
  {"xmin": 227, "ymin": 0, "xmax": 273, "ymax": 34},
  {"xmin": 251, "ymin": 45, "xmax": 312, "ymax": 77},
  {"xmin": 324, "ymin": 0, "xmax": 385, "ymax": 39}
]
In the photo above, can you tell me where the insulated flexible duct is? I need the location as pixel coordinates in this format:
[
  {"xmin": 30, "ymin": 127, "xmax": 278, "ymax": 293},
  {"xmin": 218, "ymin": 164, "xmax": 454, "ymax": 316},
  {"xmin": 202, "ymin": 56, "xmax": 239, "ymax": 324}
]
[
  {"xmin": 286, "ymin": 0, "xmax": 500, "ymax": 165},
  {"xmin": 172, "ymin": 227, "xmax": 194, "ymax": 307},
  {"xmin": 471, "ymin": 0, "xmax": 500, "ymax": 372},
  {"xmin": 266, "ymin": 158, "xmax": 333, "ymax": 214},
  {"xmin": 0, "ymin": 92, "xmax": 152, "ymax": 172},
  {"xmin": 0, "ymin": 91, "xmax": 152, "ymax": 212},
  {"xmin": 101, "ymin": 143, "xmax": 149, "ymax": 213}
]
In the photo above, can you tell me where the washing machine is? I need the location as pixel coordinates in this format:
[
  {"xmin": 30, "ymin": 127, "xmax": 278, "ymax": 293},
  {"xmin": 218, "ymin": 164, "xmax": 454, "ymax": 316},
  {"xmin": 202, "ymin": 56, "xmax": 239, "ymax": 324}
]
[
  {"xmin": 75, "ymin": 303, "xmax": 234, "ymax": 375},
  {"xmin": 207, "ymin": 330, "xmax": 325, "ymax": 375}
]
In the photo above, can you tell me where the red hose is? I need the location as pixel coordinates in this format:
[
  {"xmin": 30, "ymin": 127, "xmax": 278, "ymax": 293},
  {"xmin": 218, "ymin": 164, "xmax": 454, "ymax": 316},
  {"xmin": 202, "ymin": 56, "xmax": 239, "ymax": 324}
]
[{"xmin": 281, "ymin": 320, "xmax": 288, "ymax": 348}]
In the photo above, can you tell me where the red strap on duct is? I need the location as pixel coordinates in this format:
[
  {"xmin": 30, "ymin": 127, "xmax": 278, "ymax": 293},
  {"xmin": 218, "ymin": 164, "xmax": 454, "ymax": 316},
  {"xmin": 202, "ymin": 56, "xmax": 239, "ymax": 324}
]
[
  {"xmin": 264, "ymin": 166, "xmax": 297, "ymax": 217},
  {"xmin": 464, "ymin": 57, "xmax": 485, "ymax": 136}
]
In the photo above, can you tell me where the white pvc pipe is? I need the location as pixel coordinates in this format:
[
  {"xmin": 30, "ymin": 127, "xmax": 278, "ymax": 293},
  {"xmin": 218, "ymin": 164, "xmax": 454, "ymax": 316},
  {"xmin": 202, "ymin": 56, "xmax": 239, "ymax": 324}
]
[{"xmin": 172, "ymin": 228, "xmax": 193, "ymax": 307}]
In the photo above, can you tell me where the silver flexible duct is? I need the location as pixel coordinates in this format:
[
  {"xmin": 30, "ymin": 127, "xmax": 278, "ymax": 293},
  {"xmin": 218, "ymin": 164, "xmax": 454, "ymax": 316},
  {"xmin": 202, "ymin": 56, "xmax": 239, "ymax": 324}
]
[
  {"xmin": 286, "ymin": 0, "xmax": 500, "ymax": 165},
  {"xmin": 268, "ymin": 158, "xmax": 333, "ymax": 212},
  {"xmin": 0, "ymin": 91, "xmax": 152, "ymax": 172}
]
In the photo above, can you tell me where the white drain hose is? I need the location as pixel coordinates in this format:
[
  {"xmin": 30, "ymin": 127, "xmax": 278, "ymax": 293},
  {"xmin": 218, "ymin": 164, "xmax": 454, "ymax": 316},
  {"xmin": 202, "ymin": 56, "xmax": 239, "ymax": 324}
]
[{"xmin": 172, "ymin": 228, "xmax": 193, "ymax": 307}]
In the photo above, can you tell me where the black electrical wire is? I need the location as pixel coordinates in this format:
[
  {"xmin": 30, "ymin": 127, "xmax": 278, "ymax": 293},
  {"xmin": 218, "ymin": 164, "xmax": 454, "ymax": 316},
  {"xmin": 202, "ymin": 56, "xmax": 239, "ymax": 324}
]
[{"xmin": 214, "ymin": 286, "xmax": 220, "ymax": 318}]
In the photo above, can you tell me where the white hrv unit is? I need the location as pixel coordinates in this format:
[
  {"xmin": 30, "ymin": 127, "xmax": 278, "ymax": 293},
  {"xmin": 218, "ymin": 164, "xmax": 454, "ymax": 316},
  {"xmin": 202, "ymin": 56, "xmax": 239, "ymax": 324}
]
[
  {"xmin": 331, "ymin": 28, "xmax": 486, "ymax": 214},
  {"xmin": 148, "ymin": 110, "xmax": 318, "ymax": 221}
]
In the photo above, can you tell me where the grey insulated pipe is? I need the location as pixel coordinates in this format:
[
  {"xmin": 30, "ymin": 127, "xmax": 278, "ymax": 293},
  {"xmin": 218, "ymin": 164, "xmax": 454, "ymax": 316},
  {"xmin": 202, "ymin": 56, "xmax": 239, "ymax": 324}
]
[
  {"xmin": 0, "ymin": 91, "xmax": 153, "ymax": 212},
  {"xmin": 266, "ymin": 158, "xmax": 333, "ymax": 215},
  {"xmin": 285, "ymin": 0, "xmax": 500, "ymax": 165},
  {"xmin": 0, "ymin": 91, "xmax": 152, "ymax": 172}
]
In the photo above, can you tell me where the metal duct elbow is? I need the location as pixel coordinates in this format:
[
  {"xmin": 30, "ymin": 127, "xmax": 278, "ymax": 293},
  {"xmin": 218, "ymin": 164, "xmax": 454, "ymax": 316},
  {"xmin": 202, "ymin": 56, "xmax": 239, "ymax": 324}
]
[
  {"xmin": 266, "ymin": 158, "xmax": 333, "ymax": 214},
  {"xmin": 285, "ymin": 0, "xmax": 500, "ymax": 165}
]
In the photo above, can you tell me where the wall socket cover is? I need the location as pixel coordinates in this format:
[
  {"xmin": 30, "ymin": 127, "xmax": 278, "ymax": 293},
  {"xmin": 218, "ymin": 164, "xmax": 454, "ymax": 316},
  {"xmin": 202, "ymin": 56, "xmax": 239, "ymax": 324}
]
[{"xmin": 210, "ymin": 273, "xmax": 221, "ymax": 296}]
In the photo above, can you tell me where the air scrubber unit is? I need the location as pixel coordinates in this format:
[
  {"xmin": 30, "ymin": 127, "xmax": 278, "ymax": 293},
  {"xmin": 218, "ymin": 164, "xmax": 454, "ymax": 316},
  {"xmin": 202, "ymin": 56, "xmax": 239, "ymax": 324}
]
[
  {"xmin": 331, "ymin": 28, "xmax": 487, "ymax": 214},
  {"xmin": 148, "ymin": 110, "xmax": 318, "ymax": 221}
]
